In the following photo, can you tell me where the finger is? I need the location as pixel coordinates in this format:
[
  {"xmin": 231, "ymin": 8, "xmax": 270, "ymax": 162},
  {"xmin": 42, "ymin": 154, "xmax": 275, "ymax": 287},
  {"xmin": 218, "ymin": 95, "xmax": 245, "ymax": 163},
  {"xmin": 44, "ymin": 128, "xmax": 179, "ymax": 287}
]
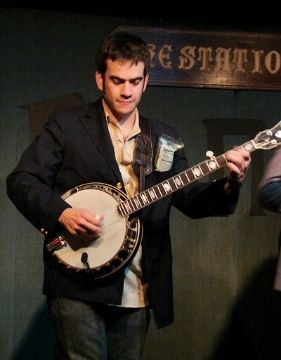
[{"xmin": 82, "ymin": 211, "xmax": 104, "ymax": 226}]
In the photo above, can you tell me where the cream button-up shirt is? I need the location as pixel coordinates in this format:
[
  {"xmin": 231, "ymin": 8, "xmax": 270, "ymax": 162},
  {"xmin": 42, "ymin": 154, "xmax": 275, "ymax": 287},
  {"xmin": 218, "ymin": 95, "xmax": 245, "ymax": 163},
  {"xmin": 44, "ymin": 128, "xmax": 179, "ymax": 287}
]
[{"xmin": 102, "ymin": 100, "xmax": 148, "ymax": 308}]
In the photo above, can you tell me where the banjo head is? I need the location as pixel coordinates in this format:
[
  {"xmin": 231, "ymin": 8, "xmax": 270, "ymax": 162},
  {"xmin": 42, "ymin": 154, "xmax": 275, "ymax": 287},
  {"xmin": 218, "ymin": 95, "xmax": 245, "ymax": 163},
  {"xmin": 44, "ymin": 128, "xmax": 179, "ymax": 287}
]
[{"xmin": 47, "ymin": 182, "xmax": 142, "ymax": 279}]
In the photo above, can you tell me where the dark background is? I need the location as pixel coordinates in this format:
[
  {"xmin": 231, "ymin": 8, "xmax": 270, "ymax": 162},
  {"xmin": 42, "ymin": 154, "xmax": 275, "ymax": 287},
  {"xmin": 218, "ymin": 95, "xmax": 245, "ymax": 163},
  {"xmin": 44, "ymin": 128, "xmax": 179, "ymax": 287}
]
[{"xmin": 1, "ymin": 3, "xmax": 281, "ymax": 31}]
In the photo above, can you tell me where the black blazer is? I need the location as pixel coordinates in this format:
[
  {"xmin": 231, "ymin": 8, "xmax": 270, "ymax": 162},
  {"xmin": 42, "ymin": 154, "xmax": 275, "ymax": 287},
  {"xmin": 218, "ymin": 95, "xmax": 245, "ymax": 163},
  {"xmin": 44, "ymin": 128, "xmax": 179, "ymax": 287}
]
[{"xmin": 7, "ymin": 98, "xmax": 239, "ymax": 328}]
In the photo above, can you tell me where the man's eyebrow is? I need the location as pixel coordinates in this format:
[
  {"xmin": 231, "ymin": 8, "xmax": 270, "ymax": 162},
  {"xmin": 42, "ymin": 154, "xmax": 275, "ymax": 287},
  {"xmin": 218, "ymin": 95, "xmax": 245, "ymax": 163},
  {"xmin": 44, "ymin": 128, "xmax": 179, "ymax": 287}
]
[
  {"xmin": 109, "ymin": 76, "xmax": 143, "ymax": 82},
  {"xmin": 130, "ymin": 77, "xmax": 143, "ymax": 82}
]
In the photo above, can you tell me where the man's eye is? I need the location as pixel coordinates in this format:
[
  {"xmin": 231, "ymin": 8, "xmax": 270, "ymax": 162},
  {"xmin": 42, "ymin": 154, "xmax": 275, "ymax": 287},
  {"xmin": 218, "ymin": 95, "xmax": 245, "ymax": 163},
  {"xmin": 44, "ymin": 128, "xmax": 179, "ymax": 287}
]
[
  {"xmin": 112, "ymin": 79, "xmax": 122, "ymax": 85},
  {"xmin": 131, "ymin": 79, "xmax": 142, "ymax": 85}
]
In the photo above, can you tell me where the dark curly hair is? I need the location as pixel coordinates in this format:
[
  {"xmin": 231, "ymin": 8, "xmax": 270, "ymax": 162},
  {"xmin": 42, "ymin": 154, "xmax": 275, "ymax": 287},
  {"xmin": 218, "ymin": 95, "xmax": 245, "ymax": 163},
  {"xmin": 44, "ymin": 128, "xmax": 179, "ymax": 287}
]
[{"xmin": 96, "ymin": 31, "xmax": 150, "ymax": 76}]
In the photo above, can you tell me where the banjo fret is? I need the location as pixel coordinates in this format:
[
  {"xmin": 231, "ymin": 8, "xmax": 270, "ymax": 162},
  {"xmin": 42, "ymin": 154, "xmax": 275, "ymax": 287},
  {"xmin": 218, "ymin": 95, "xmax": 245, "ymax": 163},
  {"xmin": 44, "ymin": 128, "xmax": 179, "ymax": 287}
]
[
  {"xmin": 126, "ymin": 199, "xmax": 135, "ymax": 212},
  {"xmin": 155, "ymin": 185, "xmax": 163, "ymax": 197},
  {"xmin": 148, "ymin": 188, "xmax": 157, "ymax": 201},
  {"xmin": 118, "ymin": 202, "xmax": 126, "ymax": 217},
  {"xmin": 168, "ymin": 178, "xmax": 177, "ymax": 191},
  {"xmin": 137, "ymin": 194, "xmax": 146, "ymax": 208},
  {"xmin": 140, "ymin": 193, "xmax": 149, "ymax": 204},
  {"xmin": 126, "ymin": 201, "xmax": 135, "ymax": 213},
  {"xmin": 174, "ymin": 175, "xmax": 184, "ymax": 187},
  {"xmin": 132, "ymin": 197, "xmax": 141, "ymax": 210},
  {"xmin": 182, "ymin": 172, "xmax": 190, "ymax": 184}
]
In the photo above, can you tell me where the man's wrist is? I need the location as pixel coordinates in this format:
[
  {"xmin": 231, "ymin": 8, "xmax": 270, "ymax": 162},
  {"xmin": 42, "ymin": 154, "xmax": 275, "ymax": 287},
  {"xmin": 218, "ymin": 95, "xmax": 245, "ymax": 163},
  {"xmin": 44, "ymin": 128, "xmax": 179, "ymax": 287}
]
[{"xmin": 224, "ymin": 175, "xmax": 242, "ymax": 194}]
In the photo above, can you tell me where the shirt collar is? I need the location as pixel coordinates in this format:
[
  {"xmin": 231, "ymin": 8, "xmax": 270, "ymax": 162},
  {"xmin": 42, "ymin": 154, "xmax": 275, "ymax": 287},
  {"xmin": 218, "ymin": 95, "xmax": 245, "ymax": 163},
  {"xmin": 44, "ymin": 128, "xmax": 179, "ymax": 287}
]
[{"xmin": 102, "ymin": 99, "xmax": 140, "ymax": 137}]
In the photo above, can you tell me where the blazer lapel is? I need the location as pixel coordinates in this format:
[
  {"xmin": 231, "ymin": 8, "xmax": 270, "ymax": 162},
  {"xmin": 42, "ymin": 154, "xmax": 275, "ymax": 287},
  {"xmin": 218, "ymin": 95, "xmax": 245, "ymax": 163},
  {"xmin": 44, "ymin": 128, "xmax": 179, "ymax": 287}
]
[{"xmin": 80, "ymin": 100, "xmax": 122, "ymax": 183}]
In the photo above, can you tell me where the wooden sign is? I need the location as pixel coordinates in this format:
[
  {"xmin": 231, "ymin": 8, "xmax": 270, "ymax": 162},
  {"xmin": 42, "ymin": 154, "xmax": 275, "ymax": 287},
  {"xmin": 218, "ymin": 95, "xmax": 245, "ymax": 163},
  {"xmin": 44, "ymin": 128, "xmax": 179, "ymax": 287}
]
[{"xmin": 117, "ymin": 26, "xmax": 281, "ymax": 91}]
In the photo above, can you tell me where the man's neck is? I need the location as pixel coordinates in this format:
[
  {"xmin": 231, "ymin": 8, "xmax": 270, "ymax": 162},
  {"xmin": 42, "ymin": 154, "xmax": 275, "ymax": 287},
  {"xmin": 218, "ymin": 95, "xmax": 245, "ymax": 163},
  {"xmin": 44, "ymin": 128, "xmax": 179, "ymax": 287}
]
[
  {"xmin": 102, "ymin": 99, "xmax": 138, "ymax": 139},
  {"xmin": 116, "ymin": 113, "xmax": 136, "ymax": 139}
]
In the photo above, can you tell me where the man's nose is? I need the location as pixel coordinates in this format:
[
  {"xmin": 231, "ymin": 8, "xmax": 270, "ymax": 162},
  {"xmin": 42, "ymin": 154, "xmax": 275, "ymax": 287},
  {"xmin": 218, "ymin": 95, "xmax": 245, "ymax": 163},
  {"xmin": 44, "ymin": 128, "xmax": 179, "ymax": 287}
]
[{"xmin": 121, "ymin": 82, "xmax": 132, "ymax": 97}]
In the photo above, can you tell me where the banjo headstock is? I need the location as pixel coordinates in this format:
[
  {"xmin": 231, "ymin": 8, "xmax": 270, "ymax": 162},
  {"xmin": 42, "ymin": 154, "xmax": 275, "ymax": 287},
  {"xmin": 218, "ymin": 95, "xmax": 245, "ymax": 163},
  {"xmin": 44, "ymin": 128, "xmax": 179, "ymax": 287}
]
[{"xmin": 252, "ymin": 121, "xmax": 281, "ymax": 150}]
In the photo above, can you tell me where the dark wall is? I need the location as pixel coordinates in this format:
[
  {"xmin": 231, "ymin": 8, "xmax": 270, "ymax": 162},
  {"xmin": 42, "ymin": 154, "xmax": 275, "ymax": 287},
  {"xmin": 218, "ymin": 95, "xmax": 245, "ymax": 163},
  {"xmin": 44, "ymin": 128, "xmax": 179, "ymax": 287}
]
[{"xmin": 1, "ymin": 8, "xmax": 281, "ymax": 360}]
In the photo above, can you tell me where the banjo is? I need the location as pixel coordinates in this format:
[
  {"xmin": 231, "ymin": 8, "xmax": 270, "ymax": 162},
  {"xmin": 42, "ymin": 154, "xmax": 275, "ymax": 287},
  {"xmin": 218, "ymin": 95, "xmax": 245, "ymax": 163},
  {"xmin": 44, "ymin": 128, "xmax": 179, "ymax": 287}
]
[{"xmin": 47, "ymin": 122, "xmax": 281, "ymax": 279}]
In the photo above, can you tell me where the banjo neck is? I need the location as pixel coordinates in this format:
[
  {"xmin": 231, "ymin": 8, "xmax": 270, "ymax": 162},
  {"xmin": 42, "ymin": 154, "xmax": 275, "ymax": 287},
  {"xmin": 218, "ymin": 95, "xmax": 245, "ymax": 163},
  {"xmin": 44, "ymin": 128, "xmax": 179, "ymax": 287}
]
[
  {"xmin": 117, "ymin": 140, "xmax": 256, "ymax": 217},
  {"xmin": 118, "ymin": 116, "xmax": 281, "ymax": 218},
  {"xmin": 118, "ymin": 116, "xmax": 281, "ymax": 217}
]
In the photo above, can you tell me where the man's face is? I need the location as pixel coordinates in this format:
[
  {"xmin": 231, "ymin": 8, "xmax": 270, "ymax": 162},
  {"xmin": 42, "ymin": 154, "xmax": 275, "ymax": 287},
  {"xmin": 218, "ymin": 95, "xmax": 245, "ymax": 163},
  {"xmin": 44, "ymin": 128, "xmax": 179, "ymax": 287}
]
[{"xmin": 95, "ymin": 59, "xmax": 148, "ymax": 121}]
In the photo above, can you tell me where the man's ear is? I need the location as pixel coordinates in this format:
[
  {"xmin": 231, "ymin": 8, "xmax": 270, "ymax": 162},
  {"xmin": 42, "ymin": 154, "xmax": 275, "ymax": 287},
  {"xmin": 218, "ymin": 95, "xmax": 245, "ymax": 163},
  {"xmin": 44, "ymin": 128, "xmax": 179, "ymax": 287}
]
[
  {"xmin": 143, "ymin": 74, "xmax": 149, "ymax": 92},
  {"xmin": 95, "ymin": 71, "xmax": 104, "ymax": 92}
]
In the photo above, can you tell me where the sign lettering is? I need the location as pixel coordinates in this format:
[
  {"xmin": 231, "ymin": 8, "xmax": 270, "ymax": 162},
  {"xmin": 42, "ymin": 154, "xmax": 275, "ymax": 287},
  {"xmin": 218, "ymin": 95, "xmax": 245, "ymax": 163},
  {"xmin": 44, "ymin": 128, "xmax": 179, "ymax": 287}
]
[{"xmin": 118, "ymin": 26, "xmax": 281, "ymax": 91}]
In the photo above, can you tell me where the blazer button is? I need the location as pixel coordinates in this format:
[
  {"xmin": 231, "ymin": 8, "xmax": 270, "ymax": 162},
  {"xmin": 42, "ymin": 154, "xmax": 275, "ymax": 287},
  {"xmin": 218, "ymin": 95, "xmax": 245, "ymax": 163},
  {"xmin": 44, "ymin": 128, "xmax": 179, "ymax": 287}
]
[
  {"xmin": 40, "ymin": 228, "xmax": 48, "ymax": 235},
  {"xmin": 116, "ymin": 182, "xmax": 123, "ymax": 190}
]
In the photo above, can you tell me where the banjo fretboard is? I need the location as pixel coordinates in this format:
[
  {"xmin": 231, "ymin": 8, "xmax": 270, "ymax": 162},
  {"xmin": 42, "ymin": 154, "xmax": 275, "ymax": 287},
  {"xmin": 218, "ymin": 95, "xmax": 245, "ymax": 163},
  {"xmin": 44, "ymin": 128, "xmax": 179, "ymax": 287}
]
[{"xmin": 117, "ymin": 140, "xmax": 257, "ymax": 217}]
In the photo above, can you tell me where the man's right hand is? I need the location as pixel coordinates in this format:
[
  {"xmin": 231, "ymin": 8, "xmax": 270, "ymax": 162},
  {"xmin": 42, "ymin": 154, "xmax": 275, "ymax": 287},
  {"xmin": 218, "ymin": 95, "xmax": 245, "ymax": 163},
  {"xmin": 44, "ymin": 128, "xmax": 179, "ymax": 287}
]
[{"xmin": 58, "ymin": 208, "xmax": 103, "ymax": 238}]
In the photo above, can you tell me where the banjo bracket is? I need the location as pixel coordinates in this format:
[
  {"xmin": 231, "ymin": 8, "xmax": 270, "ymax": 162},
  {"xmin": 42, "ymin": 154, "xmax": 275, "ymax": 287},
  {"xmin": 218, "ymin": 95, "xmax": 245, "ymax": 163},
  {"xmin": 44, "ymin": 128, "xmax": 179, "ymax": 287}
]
[{"xmin": 47, "ymin": 236, "xmax": 67, "ymax": 252}]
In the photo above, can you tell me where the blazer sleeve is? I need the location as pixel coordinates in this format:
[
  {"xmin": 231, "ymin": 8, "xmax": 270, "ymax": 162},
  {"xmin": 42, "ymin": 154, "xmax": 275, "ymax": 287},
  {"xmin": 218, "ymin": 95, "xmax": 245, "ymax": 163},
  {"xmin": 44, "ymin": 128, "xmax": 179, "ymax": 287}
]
[
  {"xmin": 6, "ymin": 111, "xmax": 71, "ymax": 235},
  {"xmin": 258, "ymin": 147, "xmax": 281, "ymax": 213}
]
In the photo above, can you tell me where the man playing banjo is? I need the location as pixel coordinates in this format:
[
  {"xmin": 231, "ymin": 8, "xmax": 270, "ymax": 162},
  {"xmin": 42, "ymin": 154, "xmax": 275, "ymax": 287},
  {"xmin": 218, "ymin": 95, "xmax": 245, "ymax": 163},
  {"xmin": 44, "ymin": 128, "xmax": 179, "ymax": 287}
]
[{"xmin": 6, "ymin": 30, "xmax": 251, "ymax": 359}]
